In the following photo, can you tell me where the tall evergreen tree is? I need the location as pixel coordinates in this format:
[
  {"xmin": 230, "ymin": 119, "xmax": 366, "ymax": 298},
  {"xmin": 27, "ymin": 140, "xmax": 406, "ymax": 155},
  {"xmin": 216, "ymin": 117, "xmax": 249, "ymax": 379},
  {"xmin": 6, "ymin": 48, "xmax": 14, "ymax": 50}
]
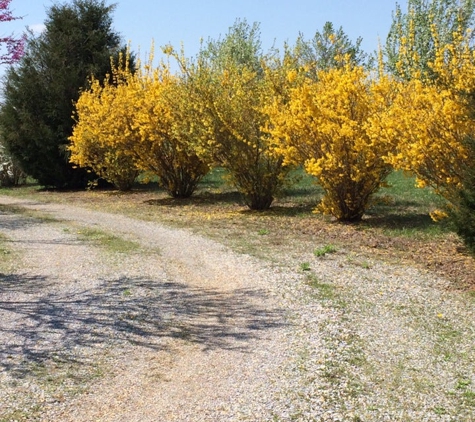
[{"xmin": 0, "ymin": 0, "xmax": 124, "ymax": 188}]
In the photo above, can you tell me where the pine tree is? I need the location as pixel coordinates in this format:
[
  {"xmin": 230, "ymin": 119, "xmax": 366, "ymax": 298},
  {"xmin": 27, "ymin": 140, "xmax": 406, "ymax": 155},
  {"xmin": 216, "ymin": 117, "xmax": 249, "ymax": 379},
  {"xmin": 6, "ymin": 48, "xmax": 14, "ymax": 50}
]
[{"xmin": 0, "ymin": 0, "xmax": 125, "ymax": 188}]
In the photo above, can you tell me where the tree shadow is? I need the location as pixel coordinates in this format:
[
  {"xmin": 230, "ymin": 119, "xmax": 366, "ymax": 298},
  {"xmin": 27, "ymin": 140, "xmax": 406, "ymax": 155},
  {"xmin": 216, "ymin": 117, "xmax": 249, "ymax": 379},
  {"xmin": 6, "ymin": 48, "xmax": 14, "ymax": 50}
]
[
  {"xmin": 0, "ymin": 204, "xmax": 59, "ymax": 232},
  {"xmin": 361, "ymin": 212, "xmax": 442, "ymax": 231},
  {"xmin": 0, "ymin": 273, "xmax": 287, "ymax": 379},
  {"xmin": 0, "ymin": 272, "xmax": 52, "ymax": 294},
  {"xmin": 144, "ymin": 190, "xmax": 245, "ymax": 208},
  {"xmin": 0, "ymin": 215, "xmax": 41, "ymax": 232},
  {"xmin": 245, "ymin": 203, "xmax": 319, "ymax": 217}
]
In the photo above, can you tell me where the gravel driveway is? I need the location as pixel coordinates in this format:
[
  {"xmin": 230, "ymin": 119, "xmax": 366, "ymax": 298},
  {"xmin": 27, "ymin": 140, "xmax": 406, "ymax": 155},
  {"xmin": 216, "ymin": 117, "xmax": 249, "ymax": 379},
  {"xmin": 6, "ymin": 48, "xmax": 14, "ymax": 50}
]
[{"xmin": 1, "ymin": 195, "xmax": 474, "ymax": 421}]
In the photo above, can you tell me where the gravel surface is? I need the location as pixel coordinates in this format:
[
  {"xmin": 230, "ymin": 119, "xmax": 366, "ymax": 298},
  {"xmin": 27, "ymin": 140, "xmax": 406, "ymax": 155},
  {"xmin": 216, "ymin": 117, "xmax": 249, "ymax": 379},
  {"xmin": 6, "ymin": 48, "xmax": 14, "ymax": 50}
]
[{"xmin": 0, "ymin": 195, "xmax": 474, "ymax": 421}]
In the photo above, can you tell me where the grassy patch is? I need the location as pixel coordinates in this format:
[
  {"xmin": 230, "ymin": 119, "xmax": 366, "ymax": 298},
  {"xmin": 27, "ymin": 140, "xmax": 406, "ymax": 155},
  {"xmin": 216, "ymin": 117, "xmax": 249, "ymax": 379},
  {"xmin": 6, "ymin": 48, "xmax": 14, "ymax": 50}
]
[
  {"xmin": 367, "ymin": 171, "xmax": 449, "ymax": 240},
  {"xmin": 0, "ymin": 353, "xmax": 108, "ymax": 422},
  {"xmin": 306, "ymin": 274, "xmax": 337, "ymax": 302},
  {"xmin": 75, "ymin": 227, "xmax": 140, "ymax": 254},
  {"xmin": 27, "ymin": 356, "xmax": 104, "ymax": 396},
  {"xmin": 346, "ymin": 253, "xmax": 373, "ymax": 269},
  {"xmin": 0, "ymin": 232, "xmax": 10, "ymax": 255},
  {"xmin": 0, "ymin": 203, "xmax": 59, "ymax": 223},
  {"xmin": 0, "ymin": 227, "xmax": 20, "ymax": 272},
  {"xmin": 314, "ymin": 244, "xmax": 337, "ymax": 257},
  {"xmin": 0, "ymin": 406, "xmax": 42, "ymax": 422},
  {"xmin": 452, "ymin": 377, "xmax": 475, "ymax": 407},
  {"xmin": 301, "ymin": 272, "xmax": 367, "ymax": 415}
]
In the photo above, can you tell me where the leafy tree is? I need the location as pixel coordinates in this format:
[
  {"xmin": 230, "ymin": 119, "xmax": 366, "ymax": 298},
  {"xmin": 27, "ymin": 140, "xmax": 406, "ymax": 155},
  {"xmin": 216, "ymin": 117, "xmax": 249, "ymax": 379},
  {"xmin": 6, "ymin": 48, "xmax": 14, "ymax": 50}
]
[
  {"xmin": 0, "ymin": 0, "xmax": 25, "ymax": 64},
  {"xmin": 0, "ymin": 0, "xmax": 125, "ymax": 188},
  {"xmin": 169, "ymin": 20, "xmax": 292, "ymax": 210},
  {"xmin": 293, "ymin": 21, "xmax": 367, "ymax": 74},
  {"xmin": 385, "ymin": 0, "xmax": 475, "ymax": 81},
  {"xmin": 266, "ymin": 65, "xmax": 397, "ymax": 222}
]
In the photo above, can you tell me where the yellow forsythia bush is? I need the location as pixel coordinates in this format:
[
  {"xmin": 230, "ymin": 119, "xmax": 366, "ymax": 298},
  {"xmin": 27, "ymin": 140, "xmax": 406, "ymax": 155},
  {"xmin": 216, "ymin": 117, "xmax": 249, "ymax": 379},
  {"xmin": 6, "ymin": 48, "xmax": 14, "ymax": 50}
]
[
  {"xmin": 171, "ymin": 51, "xmax": 291, "ymax": 210},
  {"xmin": 266, "ymin": 65, "xmax": 397, "ymax": 222},
  {"xmin": 372, "ymin": 79, "xmax": 473, "ymax": 202},
  {"xmin": 70, "ymin": 73, "xmax": 140, "ymax": 191},
  {"xmin": 374, "ymin": 27, "xmax": 475, "ymax": 208},
  {"xmin": 70, "ymin": 53, "xmax": 210, "ymax": 197},
  {"xmin": 129, "ymin": 64, "xmax": 210, "ymax": 198},
  {"xmin": 206, "ymin": 64, "xmax": 290, "ymax": 210}
]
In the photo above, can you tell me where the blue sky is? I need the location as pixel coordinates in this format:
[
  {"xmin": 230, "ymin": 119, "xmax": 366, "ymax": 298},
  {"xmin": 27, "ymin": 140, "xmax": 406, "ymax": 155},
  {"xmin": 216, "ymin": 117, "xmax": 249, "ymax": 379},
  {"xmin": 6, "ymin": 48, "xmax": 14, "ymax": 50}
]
[{"xmin": 4, "ymin": 0, "xmax": 407, "ymax": 65}]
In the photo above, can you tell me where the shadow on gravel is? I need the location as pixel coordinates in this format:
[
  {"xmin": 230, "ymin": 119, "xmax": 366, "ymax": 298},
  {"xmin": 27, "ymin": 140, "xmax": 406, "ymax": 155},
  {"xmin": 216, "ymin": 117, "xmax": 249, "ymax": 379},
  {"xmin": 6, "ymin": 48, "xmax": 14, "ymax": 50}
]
[
  {"xmin": 0, "ymin": 214, "xmax": 44, "ymax": 231},
  {"xmin": 0, "ymin": 272, "xmax": 52, "ymax": 294},
  {"xmin": 0, "ymin": 273, "xmax": 287, "ymax": 378}
]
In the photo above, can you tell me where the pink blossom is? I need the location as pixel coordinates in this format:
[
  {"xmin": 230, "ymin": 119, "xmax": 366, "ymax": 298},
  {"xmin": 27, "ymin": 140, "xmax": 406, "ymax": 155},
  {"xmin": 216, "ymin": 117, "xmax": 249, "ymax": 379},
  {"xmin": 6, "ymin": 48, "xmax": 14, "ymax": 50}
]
[{"xmin": 0, "ymin": 0, "xmax": 24, "ymax": 64}]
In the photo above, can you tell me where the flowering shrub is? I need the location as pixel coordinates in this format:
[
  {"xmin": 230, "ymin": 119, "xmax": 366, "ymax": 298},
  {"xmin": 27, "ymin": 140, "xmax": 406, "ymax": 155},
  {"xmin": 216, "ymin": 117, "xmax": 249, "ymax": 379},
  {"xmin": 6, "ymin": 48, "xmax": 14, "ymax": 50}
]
[
  {"xmin": 195, "ymin": 62, "xmax": 290, "ymax": 210},
  {"xmin": 266, "ymin": 65, "xmax": 397, "ymax": 222},
  {"xmin": 165, "ymin": 20, "xmax": 292, "ymax": 210},
  {"xmin": 371, "ymin": 79, "xmax": 473, "ymax": 204},
  {"xmin": 69, "ymin": 74, "xmax": 139, "ymax": 191},
  {"xmin": 0, "ymin": 0, "xmax": 25, "ymax": 65},
  {"xmin": 70, "ymin": 54, "xmax": 209, "ymax": 196}
]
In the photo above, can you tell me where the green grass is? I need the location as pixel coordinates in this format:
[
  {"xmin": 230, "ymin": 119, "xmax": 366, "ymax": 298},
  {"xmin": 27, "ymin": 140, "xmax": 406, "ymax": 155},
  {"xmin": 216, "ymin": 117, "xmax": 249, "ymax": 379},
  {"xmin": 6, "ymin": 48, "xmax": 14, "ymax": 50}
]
[
  {"xmin": 0, "ymin": 232, "xmax": 10, "ymax": 256},
  {"xmin": 381, "ymin": 171, "xmax": 441, "ymax": 204},
  {"xmin": 0, "ymin": 203, "xmax": 59, "ymax": 223},
  {"xmin": 306, "ymin": 274, "xmax": 337, "ymax": 302},
  {"xmin": 314, "ymin": 244, "xmax": 337, "ymax": 257},
  {"xmin": 0, "ymin": 406, "xmax": 42, "ymax": 422},
  {"xmin": 281, "ymin": 167, "xmax": 322, "ymax": 198},
  {"xmin": 0, "ymin": 207, "xmax": 34, "ymax": 270},
  {"xmin": 346, "ymin": 253, "xmax": 373, "ymax": 269},
  {"xmin": 0, "ymin": 355, "xmax": 107, "ymax": 422},
  {"xmin": 75, "ymin": 227, "xmax": 140, "ymax": 254},
  {"xmin": 366, "ymin": 171, "xmax": 449, "ymax": 239},
  {"xmin": 0, "ymin": 233, "xmax": 16, "ymax": 272},
  {"xmin": 0, "ymin": 168, "xmax": 459, "ymax": 246}
]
